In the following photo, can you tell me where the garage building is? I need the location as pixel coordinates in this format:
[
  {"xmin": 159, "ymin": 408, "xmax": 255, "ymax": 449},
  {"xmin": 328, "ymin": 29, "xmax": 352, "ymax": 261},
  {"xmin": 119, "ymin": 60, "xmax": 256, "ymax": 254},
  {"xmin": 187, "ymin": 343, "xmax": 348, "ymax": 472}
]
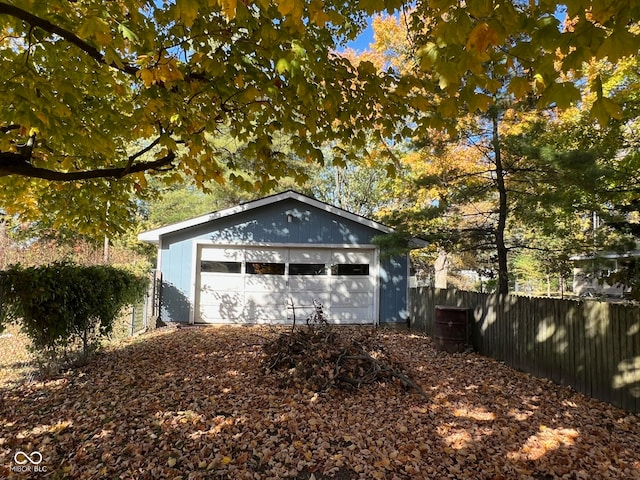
[{"xmin": 138, "ymin": 190, "xmax": 417, "ymax": 326}]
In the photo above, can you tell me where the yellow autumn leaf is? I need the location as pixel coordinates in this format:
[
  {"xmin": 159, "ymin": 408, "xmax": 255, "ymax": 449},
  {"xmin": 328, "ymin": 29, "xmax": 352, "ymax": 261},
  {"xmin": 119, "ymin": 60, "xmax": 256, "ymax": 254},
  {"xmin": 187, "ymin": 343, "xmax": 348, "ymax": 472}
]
[
  {"xmin": 278, "ymin": 0, "xmax": 295, "ymax": 16},
  {"xmin": 218, "ymin": 0, "xmax": 237, "ymax": 20},
  {"xmin": 468, "ymin": 92, "xmax": 492, "ymax": 112},
  {"xmin": 601, "ymin": 97, "xmax": 623, "ymax": 119},
  {"xmin": 137, "ymin": 68, "xmax": 154, "ymax": 87},
  {"xmin": 438, "ymin": 97, "xmax": 458, "ymax": 118},
  {"xmin": 78, "ymin": 17, "xmax": 112, "ymax": 46},
  {"xmin": 134, "ymin": 172, "xmax": 148, "ymax": 190},
  {"xmin": 590, "ymin": 97, "xmax": 622, "ymax": 125},
  {"xmin": 156, "ymin": 59, "xmax": 184, "ymax": 83},
  {"xmin": 220, "ymin": 455, "xmax": 232, "ymax": 465},
  {"xmin": 533, "ymin": 73, "xmax": 546, "ymax": 92},
  {"xmin": 508, "ymin": 76, "xmax": 531, "ymax": 99},
  {"xmin": 418, "ymin": 42, "xmax": 439, "ymax": 71},
  {"xmin": 176, "ymin": 0, "xmax": 200, "ymax": 27},
  {"xmin": 276, "ymin": 58, "xmax": 289, "ymax": 74},
  {"xmin": 309, "ymin": 0, "xmax": 331, "ymax": 26},
  {"xmin": 278, "ymin": 0, "xmax": 303, "ymax": 20},
  {"xmin": 167, "ymin": 457, "xmax": 177, "ymax": 467},
  {"xmin": 466, "ymin": 22, "xmax": 498, "ymax": 52}
]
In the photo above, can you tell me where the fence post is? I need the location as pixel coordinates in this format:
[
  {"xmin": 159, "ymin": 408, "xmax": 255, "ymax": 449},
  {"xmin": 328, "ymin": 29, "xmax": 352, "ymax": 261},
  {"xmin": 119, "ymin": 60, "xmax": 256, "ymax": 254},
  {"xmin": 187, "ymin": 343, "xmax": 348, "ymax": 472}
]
[
  {"xmin": 142, "ymin": 293, "xmax": 149, "ymax": 330},
  {"xmin": 130, "ymin": 306, "xmax": 136, "ymax": 336}
]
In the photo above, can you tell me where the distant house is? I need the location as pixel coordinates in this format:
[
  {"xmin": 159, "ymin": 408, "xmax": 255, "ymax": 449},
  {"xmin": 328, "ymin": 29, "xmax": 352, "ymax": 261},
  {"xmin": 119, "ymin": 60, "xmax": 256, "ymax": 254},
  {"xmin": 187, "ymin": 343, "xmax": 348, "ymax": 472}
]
[
  {"xmin": 138, "ymin": 190, "xmax": 425, "ymax": 325},
  {"xmin": 571, "ymin": 251, "xmax": 640, "ymax": 297}
]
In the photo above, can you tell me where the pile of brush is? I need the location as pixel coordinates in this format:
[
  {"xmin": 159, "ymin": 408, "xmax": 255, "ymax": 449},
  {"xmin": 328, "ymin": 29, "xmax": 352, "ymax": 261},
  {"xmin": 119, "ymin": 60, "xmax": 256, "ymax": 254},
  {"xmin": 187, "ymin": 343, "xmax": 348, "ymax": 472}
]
[{"xmin": 262, "ymin": 323, "xmax": 428, "ymax": 400}]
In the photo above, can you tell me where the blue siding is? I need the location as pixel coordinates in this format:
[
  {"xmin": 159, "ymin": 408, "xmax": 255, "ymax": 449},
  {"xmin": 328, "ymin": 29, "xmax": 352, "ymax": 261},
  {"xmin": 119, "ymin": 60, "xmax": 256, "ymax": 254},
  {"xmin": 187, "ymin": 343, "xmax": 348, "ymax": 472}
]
[
  {"xmin": 181, "ymin": 200, "xmax": 378, "ymax": 245},
  {"xmin": 380, "ymin": 256, "xmax": 409, "ymax": 323},
  {"xmin": 158, "ymin": 198, "xmax": 408, "ymax": 323},
  {"xmin": 159, "ymin": 240, "xmax": 194, "ymax": 323}
]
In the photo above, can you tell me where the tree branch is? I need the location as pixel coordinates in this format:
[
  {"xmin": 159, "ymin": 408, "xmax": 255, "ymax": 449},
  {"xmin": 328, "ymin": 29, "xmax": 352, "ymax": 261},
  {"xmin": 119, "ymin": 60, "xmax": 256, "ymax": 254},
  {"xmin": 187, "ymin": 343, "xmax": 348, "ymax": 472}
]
[
  {"xmin": 0, "ymin": 124, "xmax": 21, "ymax": 134},
  {"xmin": 0, "ymin": 150, "xmax": 175, "ymax": 181},
  {"xmin": 0, "ymin": 2, "xmax": 139, "ymax": 75}
]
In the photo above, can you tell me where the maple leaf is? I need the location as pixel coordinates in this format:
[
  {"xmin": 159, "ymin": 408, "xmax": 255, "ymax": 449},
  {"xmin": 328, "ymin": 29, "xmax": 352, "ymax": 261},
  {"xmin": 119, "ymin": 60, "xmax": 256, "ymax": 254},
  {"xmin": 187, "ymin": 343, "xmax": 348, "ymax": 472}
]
[{"xmin": 466, "ymin": 22, "xmax": 499, "ymax": 52}]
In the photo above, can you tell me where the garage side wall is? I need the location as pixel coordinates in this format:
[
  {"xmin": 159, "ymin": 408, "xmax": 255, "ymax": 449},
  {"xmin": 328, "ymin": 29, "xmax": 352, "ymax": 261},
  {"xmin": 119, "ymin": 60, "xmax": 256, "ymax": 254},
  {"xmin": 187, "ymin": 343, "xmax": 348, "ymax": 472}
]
[
  {"xmin": 157, "ymin": 199, "xmax": 408, "ymax": 324},
  {"xmin": 379, "ymin": 255, "xmax": 409, "ymax": 324},
  {"xmin": 158, "ymin": 232, "xmax": 196, "ymax": 323}
]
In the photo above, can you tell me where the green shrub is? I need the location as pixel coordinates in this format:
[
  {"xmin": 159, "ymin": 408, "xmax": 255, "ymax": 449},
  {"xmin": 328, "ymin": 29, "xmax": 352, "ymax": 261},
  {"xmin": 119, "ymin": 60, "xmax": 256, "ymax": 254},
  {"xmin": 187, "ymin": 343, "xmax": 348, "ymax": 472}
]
[{"xmin": 0, "ymin": 262, "xmax": 147, "ymax": 368}]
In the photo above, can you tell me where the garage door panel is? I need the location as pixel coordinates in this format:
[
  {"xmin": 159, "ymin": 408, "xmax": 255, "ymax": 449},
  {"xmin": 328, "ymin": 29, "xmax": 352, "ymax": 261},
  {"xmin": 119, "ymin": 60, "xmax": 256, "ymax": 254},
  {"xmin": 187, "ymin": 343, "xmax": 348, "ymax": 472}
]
[
  {"xmin": 245, "ymin": 275, "xmax": 287, "ymax": 291},
  {"xmin": 331, "ymin": 277, "xmax": 373, "ymax": 292},
  {"xmin": 198, "ymin": 312, "xmax": 234, "ymax": 324},
  {"xmin": 200, "ymin": 274, "xmax": 244, "ymax": 292},
  {"xmin": 331, "ymin": 291, "xmax": 374, "ymax": 307},
  {"xmin": 244, "ymin": 299, "xmax": 286, "ymax": 322},
  {"xmin": 289, "ymin": 292, "xmax": 331, "ymax": 307},
  {"xmin": 289, "ymin": 277, "xmax": 330, "ymax": 292},
  {"xmin": 245, "ymin": 291, "xmax": 289, "ymax": 305},
  {"xmin": 329, "ymin": 308, "xmax": 372, "ymax": 323},
  {"xmin": 200, "ymin": 248, "xmax": 244, "ymax": 262},
  {"xmin": 245, "ymin": 247, "xmax": 288, "ymax": 263},
  {"xmin": 198, "ymin": 296, "xmax": 244, "ymax": 322},
  {"xmin": 332, "ymin": 250, "xmax": 372, "ymax": 263},
  {"xmin": 199, "ymin": 289, "xmax": 243, "ymax": 307}
]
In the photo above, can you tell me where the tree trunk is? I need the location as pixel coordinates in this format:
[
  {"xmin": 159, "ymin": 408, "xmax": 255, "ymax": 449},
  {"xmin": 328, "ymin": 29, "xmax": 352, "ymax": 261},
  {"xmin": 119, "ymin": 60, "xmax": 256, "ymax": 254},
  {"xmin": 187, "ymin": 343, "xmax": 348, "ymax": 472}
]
[
  {"xmin": 491, "ymin": 113, "xmax": 509, "ymax": 294},
  {"xmin": 103, "ymin": 236, "xmax": 110, "ymax": 263},
  {"xmin": 434, "ymin": 248, "xmax": 448, "ymax": 289}
]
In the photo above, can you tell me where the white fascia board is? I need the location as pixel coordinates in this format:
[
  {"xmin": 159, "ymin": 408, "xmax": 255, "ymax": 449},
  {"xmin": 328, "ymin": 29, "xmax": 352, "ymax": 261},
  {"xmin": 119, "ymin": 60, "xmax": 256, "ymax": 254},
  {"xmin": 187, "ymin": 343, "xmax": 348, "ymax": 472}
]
[
  {"xmin": 137, "ymin": 190, "xmax": 395, "ymax": 244},
  {"xmin": 288, "ymin": 192, "xmax": 394, "ymax": 234},
  {"xmin": 137, "ymin": 195, "xmax": 284, "ymax": 244}
]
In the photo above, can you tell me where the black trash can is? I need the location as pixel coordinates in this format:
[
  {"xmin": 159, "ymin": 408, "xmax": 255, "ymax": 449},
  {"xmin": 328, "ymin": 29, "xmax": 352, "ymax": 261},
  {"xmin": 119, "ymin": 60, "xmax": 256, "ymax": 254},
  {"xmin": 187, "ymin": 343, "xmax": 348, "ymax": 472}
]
[{"xmin": 434, "ymin": 306, "xmax": 470, "ymax": 353}]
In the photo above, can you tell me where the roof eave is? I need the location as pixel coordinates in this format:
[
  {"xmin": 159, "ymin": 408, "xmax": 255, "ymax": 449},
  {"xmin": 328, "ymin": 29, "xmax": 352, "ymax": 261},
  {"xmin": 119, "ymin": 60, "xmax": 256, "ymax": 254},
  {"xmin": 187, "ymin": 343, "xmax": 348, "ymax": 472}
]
[{"xmin": 137, "ymin": 190, "xmax": 395, "ymax": 243}]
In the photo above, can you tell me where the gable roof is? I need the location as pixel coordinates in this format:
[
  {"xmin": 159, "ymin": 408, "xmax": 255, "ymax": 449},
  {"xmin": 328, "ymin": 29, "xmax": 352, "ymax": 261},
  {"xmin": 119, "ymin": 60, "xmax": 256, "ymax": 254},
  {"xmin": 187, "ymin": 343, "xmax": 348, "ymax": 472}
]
[{"xmin": 138, "ymin": 190, "xmax": 397, "ymax": 245}]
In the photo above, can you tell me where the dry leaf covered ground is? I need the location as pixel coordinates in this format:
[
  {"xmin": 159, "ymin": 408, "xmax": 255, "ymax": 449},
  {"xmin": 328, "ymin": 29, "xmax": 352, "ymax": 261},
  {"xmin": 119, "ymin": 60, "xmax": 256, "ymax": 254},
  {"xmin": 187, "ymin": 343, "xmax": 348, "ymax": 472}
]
[{"xmin": 1, "ymin": 325, "xmax": 639, "ymax": 479}]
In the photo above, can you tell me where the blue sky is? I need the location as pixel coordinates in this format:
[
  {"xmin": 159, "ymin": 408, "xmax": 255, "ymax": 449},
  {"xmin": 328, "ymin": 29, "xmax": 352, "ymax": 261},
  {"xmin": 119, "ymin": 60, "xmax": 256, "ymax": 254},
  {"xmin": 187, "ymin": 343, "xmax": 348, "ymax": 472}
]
[
  {"xmin": 343, "ymin": 20, "xmax": 375, "ymax": 52},
  {"xmin": 341, "ymin": 6, "xmax": 568, "ymax": 53}
]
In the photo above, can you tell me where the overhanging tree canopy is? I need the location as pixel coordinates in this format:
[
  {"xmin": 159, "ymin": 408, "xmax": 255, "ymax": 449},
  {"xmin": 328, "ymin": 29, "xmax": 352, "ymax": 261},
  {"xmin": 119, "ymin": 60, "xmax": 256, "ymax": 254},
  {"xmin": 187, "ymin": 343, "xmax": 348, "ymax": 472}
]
[
  {"xmin": 2, "ymin": 1, "xmax": 639, "ymax": 238},
  {"xmin": 0, "ymin": 0, "xmax": 403, "ymax": 234},
  {"xmin": 405, "ymin": 0, "xmax": 640, "ymax": 130},
  {"xmin": 357, "ymin": 2, "xmax": 640, "ymax": 294}
]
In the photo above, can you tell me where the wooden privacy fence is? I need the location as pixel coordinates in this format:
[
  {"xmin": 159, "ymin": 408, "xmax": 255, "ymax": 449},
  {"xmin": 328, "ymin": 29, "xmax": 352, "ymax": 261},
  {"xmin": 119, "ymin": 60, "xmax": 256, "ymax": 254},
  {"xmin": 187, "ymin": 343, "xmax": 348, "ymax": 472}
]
[{"xmin": 409, "ymin": 287, "xmax": 640, "ymax": 413}]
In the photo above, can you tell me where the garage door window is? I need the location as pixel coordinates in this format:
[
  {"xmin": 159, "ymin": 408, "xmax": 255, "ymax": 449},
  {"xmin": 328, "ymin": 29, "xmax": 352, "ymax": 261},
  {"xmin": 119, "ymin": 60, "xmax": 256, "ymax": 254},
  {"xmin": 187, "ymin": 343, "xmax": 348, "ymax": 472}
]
[
  {"xmin": 201, "ymin": 261, "xmax": 242, "ymax": 273},
  {"xmin": 247, "ymin": 262, "xmax": 285, "ymax": 275},
  {"xmin": 289, "ymin": 263, "xmax": 327, "ymax": 276},
  {"xmin": 331, "ymin": 264, "xmax": 369, "ymax": 275}
]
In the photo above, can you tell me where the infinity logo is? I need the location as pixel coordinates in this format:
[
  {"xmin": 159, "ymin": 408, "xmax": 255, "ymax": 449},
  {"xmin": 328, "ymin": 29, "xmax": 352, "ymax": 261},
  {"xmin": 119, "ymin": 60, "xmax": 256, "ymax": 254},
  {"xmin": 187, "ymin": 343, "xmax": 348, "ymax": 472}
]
[{"xmin": 14, "ymin": 451, "xmax": 43, "ymax": 465}]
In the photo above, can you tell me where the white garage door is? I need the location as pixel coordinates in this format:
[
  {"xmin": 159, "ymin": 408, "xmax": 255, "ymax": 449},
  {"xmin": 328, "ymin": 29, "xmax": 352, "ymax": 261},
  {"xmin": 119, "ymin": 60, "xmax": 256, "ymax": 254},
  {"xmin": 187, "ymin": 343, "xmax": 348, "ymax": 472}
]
[{"xmin": 196, "ymin": 246, "xmax": 375, "ymax": 324}]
